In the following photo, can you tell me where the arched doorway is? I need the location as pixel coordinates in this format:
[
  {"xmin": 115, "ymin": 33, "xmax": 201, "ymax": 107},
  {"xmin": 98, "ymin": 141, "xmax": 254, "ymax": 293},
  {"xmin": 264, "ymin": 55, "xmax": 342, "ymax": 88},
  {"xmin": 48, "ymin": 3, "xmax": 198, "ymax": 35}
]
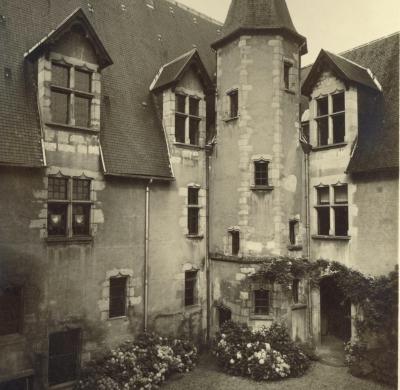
[{"xmin": 320, "ymin": 277, "xmax": 351, "ymax": 343}]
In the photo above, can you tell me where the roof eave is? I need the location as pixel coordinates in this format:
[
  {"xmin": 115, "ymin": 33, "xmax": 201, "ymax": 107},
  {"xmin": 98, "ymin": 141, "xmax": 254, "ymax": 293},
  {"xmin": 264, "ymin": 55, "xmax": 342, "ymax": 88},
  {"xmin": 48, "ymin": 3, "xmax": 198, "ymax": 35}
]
[
  {"xmin": 104, "ymin": 172, "xmax": 175, "ymax": 182},
  {"xmin": 211, "ymin": 27, "xmax": 308, "ymax": 54}
]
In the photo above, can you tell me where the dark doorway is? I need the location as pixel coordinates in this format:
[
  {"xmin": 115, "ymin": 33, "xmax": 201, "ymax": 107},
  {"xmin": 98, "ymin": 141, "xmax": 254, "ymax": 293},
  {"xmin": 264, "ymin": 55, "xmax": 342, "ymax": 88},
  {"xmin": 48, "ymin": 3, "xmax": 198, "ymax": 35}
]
[
  {"xmin": 320, "ymin": 277, "xmax": 351, "ymax": 342},
  {"xmin": 0, "ymin": 377, "xmax": 33, "ymax": 390},
  {"xmin": 218, "ymin": 306, "xmax": 232, "ymax": 328}
]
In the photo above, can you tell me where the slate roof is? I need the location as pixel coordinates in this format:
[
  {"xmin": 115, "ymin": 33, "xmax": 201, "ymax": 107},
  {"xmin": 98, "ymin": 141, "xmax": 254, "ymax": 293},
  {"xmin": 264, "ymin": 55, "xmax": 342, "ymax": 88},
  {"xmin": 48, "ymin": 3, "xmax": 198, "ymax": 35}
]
[
  {"xmin": 0, "ymin": 0, "xmax": 221, "ymax": 178},
  {"xmin": 301, "ymin": 33, "xmax": 399, "ymax": 174},
  {"xmin": 212, "ymin": 0, "xmax": 307, "ymax": 53},
  {"xmin": 302, "ymin": 49, "xmax": 380, "ymax": 96},
  {"xmin": 150, "ymin": 48, "xmax": 213, "ymax": 93}
]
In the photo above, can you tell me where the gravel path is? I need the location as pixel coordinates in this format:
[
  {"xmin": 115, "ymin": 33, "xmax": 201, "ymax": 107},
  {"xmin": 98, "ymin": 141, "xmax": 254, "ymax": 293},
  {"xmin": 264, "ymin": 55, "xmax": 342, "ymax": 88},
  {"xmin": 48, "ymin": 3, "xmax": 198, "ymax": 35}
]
[{"xmin": 163, "ymin": 354, "xmax": 391, "ymax": 390}]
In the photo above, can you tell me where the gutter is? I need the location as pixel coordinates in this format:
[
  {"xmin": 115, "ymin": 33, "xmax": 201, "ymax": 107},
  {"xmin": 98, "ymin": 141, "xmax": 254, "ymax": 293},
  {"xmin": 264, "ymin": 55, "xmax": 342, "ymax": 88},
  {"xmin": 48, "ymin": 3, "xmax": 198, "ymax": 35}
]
[{"xmin": 144, "ymin": 178, "xmax": 153, "ymax": 332}]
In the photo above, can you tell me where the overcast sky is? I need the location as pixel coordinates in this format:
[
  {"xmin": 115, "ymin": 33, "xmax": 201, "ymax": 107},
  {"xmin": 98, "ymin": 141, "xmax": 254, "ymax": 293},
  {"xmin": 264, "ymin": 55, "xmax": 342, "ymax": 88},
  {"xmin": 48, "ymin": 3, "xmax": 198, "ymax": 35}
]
[{"xmin": 177, "ymin": 0, "xmax": 400, "ymax": 65}]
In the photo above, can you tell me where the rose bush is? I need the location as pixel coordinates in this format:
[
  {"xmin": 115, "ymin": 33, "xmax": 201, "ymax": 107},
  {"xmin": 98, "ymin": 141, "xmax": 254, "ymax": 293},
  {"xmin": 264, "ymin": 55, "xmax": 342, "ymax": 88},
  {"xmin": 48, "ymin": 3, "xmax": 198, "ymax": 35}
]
[
  {"xmin": 76, "ymin": 333, "xmax": 198, "ymax": 390},
  {"xmin": 213, "ymin": 321, "xmax": 310, "ymax": 381}
]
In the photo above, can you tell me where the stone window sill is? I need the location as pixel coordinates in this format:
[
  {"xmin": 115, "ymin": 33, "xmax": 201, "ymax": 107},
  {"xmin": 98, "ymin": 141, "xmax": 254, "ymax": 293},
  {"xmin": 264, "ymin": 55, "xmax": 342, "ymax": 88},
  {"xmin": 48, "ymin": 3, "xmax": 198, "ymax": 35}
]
[
  {"xmin": 312, "ymin": 142, "xmax": 348, "ymax": 151},
  {"xmin": 291, "ymin": 303, "xmax": 307, "ymax": 310},
  {"xmin": 223, "ymin": 116, "xmax": 239, "ymax": 123},
  {"xmin": 173, "ymin": 142, "xmax": 203, "ymax": 150},
  {"xmin": 287, "ymin": 244, "xmax": 303, "ymax": 251},
  {"xmin": 184, "ymin": 304, "xmax": 201, "ymax": 313},
  {"xmin": 283, "ymin": 88, "xmax": 296, "ymax": 95},
  {"xmin": 108, "ymin": 316, "xmax": 128, "ymax": 322},
  {"xmin": 312, "ymin": 235, "xmax": 351, "ymax": 241},
  {"xmin": 250, "ymin": 185, "xmax": 274, "ymax": 192},
  {"xmin": 46, "ymin": 236, "xmax": 93, "ymax": 244},
  {"xmin": 49, "ymin": 381, "xmax": 76, "ymax": 390},
  {"xmin": 186, "ymin": 234, "xmax": 204, "ymax": 240},
  {"xmin": 46, "ymin": 122, "xmax": 99, "ymax": 133}
]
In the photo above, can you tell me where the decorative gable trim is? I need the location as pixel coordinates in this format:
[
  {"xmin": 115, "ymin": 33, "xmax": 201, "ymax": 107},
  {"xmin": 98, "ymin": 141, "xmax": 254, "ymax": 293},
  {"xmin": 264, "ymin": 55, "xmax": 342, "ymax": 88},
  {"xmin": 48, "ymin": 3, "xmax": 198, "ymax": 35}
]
[{"xmin": 24, "ymin": 8, "xmax": 113, "ymax": 69}]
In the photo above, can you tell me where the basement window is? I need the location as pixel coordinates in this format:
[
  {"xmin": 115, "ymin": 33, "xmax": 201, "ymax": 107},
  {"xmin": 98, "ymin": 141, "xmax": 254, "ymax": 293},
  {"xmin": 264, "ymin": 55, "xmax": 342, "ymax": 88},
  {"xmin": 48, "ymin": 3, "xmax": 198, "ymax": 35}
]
[
  {"xmin": 48, "ymin": 329, "xmax": 81, "ymax": 386},
  {"xmin": 253, "ymin": 289, "xmax": 270, "ymax": 315},
  {"xmin": 187, "ymin": 187, "xmax": 200, "ymax": 236},
  {"xmin": 109, "ymin": 276, "xmax": 128, "ymax": 318},
  {"xmin": 0, "ymin": 286, "xmax": 23, "ymax": 336},
  {"xmin": 228, "ymin": 89, "xmax": 238, "ymax": 119},
  {"xmin": 185, "ymin": 271, "xmax": 197, "ymax": 306}
]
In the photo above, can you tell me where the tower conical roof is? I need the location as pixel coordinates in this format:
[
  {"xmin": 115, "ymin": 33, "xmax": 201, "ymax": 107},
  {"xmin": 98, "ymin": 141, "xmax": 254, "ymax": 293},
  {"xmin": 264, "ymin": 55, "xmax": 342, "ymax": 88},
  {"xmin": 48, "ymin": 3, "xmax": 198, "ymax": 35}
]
[{"xmin": 212, "ymin": 0, "xmax": 307, "ymax": 53}]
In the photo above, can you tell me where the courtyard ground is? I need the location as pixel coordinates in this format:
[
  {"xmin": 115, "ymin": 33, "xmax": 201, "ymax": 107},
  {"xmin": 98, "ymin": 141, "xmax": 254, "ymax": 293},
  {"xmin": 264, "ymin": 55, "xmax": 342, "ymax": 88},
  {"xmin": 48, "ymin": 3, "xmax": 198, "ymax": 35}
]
[{"xmin": 163, "ymin": 353, "xmax": 391, "ymax": 390}]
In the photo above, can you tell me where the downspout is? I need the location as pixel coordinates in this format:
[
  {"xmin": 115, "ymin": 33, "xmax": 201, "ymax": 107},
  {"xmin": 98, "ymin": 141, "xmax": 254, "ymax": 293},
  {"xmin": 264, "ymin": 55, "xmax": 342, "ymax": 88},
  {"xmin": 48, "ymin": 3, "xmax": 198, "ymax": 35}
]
[
  {"xmin": 144, "ymin": 178, "xmax": 153, "ymax": 333},
  {"xmin": 205, "ymin": 144, "xmax": 211, "ymax": 343}
]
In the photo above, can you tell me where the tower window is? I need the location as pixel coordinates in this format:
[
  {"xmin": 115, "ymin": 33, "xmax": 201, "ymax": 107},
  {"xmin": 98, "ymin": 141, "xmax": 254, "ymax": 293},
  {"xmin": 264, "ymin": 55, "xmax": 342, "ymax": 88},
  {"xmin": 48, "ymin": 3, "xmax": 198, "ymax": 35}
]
[
  {"xmin": 228, "ymin": 89, "xmax": 238, "ymax": 118},
  {"xmin": 184, "ymin": 271, "xmax": 197, "ymax": 306},
  {"xmin": 230, "ymin": 230, "xmax": 240, "ymax": 255},
  {"xmin": 289, "ymin": 220, "xmax": 298, "ymax": 245},
  {"xmin": 283, "ymin": 61, "xmax": 293, "ymax": 90},
  {"xmin": 254, "ymin": 161, "xmax": 269, "ymax": 186}
]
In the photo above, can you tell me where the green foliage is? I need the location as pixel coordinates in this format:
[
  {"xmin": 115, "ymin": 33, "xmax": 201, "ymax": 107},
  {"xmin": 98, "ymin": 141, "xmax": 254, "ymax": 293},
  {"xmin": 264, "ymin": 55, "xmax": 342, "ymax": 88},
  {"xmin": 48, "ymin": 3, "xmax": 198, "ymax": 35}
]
[
  {"xmin": 76, "ymin": 333, "xmax": 198, "ymax": 390},
  {"xmin": 213, "ymin": 321, "xmax": 310, "ymax": 381}
]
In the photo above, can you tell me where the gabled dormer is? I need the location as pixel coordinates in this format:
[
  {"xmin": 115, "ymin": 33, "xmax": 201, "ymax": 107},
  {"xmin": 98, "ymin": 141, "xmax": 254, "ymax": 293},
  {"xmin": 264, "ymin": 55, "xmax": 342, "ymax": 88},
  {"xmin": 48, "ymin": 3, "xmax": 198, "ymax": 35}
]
[
  {"xmin": 25, "ymin": 8, "xmax": 112, "ymax": 133},
  {"xmin": 302, "ymin": 50, "xmax": 382, "ymax": 152}
]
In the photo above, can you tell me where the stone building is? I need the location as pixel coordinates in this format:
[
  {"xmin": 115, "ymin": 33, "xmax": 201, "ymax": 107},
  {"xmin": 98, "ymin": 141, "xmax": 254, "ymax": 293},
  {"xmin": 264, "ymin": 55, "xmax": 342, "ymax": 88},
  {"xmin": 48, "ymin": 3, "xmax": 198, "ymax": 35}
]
[{"xmin": 0, "ymin": 0, "xmax": 398, "ymax": 388}]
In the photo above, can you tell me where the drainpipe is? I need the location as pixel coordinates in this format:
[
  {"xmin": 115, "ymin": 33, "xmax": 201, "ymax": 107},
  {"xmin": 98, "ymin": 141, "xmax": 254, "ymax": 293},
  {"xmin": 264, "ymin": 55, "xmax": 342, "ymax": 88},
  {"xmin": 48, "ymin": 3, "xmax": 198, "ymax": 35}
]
[
  {"xmin": 144, "ymin": 178, "xmax": 153, "ymax": 333},
  {"xmin": 205, "ymin": 145, "xmax": 212, "ymax": 343}
]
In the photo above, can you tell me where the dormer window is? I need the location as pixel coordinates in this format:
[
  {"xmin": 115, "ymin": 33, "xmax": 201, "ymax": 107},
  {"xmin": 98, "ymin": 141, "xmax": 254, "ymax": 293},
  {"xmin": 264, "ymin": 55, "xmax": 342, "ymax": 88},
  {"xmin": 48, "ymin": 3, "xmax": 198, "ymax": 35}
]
[
  {"xmin": 51, "ymin": 62, "xmax": 94, "ymax": 128},
  {"xmin": 315, "ymin": 92, "xmax": 346, "ymax": 147},
  {"xmin": 175, "ymin": 94, "xmax": 201, "ymax": 145}
]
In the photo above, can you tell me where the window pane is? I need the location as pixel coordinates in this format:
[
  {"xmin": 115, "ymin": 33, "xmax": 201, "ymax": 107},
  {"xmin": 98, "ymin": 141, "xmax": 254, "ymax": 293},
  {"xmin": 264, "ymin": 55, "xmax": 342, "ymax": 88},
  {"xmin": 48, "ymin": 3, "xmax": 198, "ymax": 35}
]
[
  {"xmin": 334, "ymin": 185, "xmax": 348, "ymax": 204},
  {"xmin": 317, "ymin": 97, "xmax": 328, "ymax": 116},
  {"xmin": 301, "ymin": 122, "xmax": 310, "ymax": 143},
  {"xmin": 229, "ymin": 90, "xmax": 238, "ymax": 118},
  {"xmin": 73, "ymin": 179, "xmax": 91, "ymax": 201},
  {"xmin": 188, "ymin": 208, "xmax": 199, "ymax": 235},
  {"xmin": 185, "ymin": 271, "xmax": 197, "ymax": 306},
  {"xmin": 52, "ymin": 63, "xmax": 69, "ymax": 88},
  {"xmin": 176, "ymin": 94, "xmax": 186, "ymax": 113},
  {"xmin": 333, "ymin": 113, "xmax": 345, "ymax": 143},
  {"xmin": 289, "ymin": 220, "xmax": 298, "ymax": 245},
  {"xmin": 332, "ymin": 92, "xmax": 345, "ymax": 113},
  {"xmin": 317, "ymin": 207, "xmax": 330, "ymax": 235},
  {"xmin": 0, "ymin": 287, "xmax": 22, "ymax": 336},
  {"xmin": 231, "ymin": 231, "xmax": 240, "ymax": 255},
  {"xmin": 188, "ymin": 187, "xmax": 199, "ymax": 205},
  {"xmin": 254, "ymin": 290, "xmax": 269, "ymax": 315},
  {"xmin": 51, "ymin": 91, "xmax": 69, "ymax": 124},
  {"xmin": 335, "ymin": 206, "xmax": 349, "ymax": 236},
  {"xmin": 284, "ymin": 62, "xmax": 292, "ymax": 90},
  {"xmin": 189, "ymin": 97, "xmax": 199, "ymax": 116},
  {"xmin": 317, "ymin": 187, "xmax": 330, "ymax": 205},
  {"xmin": 72, "ymin": 204, "xmax": 91, "ymax": 236},
  {"xmin": 75, "ymin": 69, "xmax": 91, "ymax": 92},
  {"xmin": 47, "ymin": 203, "xmax": 68, "ymax": 236},
  {"xmin": 175, "ymin": 115, "xmax": 186, "ymax": 143},
  {"xmin": 109, "ymin": 277, "xmax": 127, "ymax": 318},
  {"xmin": 317, "ymin": 117, "xmax": 329, "ymax": 146},
  {"xmin": 48, "ymin": 177, "xmax": 68, "ymax": 200},
  {"xmin": 49, "ymin": 329, "xmax": 80, "ymax": 386},
  {"xmin": 189, "ymin": 118, "xmax": 199, "ymax": 145},
  {"xmin": 254, "ymin": 161, "xmax": 268, "ymax": 186},
  {"xmin": 75, "ymin": 96, "xmax": 91, "ymax": 128}
]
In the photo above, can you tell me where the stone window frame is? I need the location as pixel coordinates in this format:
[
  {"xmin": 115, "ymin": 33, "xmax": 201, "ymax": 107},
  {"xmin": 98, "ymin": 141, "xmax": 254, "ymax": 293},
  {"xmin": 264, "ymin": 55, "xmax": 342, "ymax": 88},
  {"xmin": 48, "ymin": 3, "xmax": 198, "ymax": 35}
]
[
  {"xmin": 99, "ymin": 269, "xmax": 136, "ymax": 321},
  {"xmin": 46, "ymin": 172, "xmax": 93, "ymax": 241},
  {"xmin": 313, "ymin": 182, "xmax": 351, "ymax": 241},
  {"xmin": 223, "ymin": 87, "xmax": 239, "ymax": 121},
  {"xmin": 184, "ymin": 269, "xmax": 198, "ymax": 307},
  {"xmin": 228, "ymin": 227, "xmax": 240, "ymax": 256},
  {"xmin": 250, "ymin": 156, "xmax": 274, "ymax": 191},
  {"xmin": 40, "ymin": 52, "xmax": 101, "ymax": 133},
  {"xmin": 288, "ymin": 218, "xmax": 303, "ymax": 252},
  {"xmin": 282, "ymin": 57, "xmax": 296, "ymax": 94},
  {"xmin": 186, "ymin": 184, "xmax": 204, "ymax": 239},
  {"xmin": 174, "ymin": 92, "xmax": 203, "ymax": 146},
  {"xmin": 313, "ymin": 90, "xmax": 346, "ymax": 149},
  {"xmin": 109, "ymin": 276, "xmax": 129, "ymax": 319},
  {"xmin": 250, "ymin": 279, "xmax": 274, "ymax": 319}
]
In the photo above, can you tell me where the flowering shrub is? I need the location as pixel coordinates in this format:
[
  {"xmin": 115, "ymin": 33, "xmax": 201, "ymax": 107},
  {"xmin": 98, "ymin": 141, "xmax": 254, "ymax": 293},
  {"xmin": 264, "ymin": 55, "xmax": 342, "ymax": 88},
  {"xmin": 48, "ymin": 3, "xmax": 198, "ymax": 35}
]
[
  {"xmin": 76, "ymin": 333, "xmax": 198, "ymax": 390},
  {"xmin": 213, "ymin": 321, "xmax": 310, "ymax": 381}
]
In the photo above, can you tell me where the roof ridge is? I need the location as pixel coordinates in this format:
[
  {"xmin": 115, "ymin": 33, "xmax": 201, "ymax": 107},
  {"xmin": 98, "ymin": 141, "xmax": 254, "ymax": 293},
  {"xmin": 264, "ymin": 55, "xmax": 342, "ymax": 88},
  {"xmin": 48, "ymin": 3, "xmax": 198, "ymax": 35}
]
[
  {"xmin": 339, "ymin": 31, "xmax": 400, "ymax": 56},
  {"xmin": 324, "ymin": 50, "xmax": 370, "ymax": 72},
  {"xmin": 163, "ymin": 48, "xmax": 196, "ymax": 68},
  {"xmin": 163, "ymin": 0, "xmax": 223, "ymax": 26}
]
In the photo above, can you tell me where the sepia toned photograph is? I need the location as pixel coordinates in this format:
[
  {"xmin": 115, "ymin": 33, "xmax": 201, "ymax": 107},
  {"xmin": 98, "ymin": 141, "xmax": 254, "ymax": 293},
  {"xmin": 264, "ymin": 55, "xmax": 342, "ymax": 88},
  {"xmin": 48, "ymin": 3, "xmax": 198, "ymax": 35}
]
[{"xmin": 0, "ymin": 0, "xmax": 398, "ymax": 389}]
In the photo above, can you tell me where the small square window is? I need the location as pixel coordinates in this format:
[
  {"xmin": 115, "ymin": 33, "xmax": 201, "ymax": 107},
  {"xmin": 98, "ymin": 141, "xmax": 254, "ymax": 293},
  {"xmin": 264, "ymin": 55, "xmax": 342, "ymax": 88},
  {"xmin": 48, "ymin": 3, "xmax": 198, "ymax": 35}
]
[
  {"xmin": 176, "ymin": 94, "xmax": 186, "ymax": 113},
  {"xmin": 48, "ymin": 177, "xmax": 68, "ymax": 200},
  {"xmin": 52, "ymin": 63, "xmax": 70, "ymax": 88},
  {"xmin": 47, "ymin": 203, "xmax": 68, "ymax": 237},
  {"xmin": 185, "ymin": 271, "xmax": 197, "ymax": 306},
  {"xmin": 332, "ymin": 92, "xmax": 345, "ymax": 113},
  {"xmin": 109, "ymin": 277, "xmax": 128, "ymax": 318},
  {"xmin": 228, "ymin": 90, "xmax": 238, "ymax": 118},
  {"xmin": 254, "ymin": 289, "xmax": 269, "ymax": 315},
  {"xmin": 334, "ymin": 185, "xmax": 348, "ymax": 204},
  {"xmin": 317, "ymin": 96, "xmax": 328, "ymax": 116},
  {"xmin": 254, "ymin": 161, "xmax": 269, "ymax": 186},
  {"xmin": 317, "ymin": 187, "xmax": 330, "ymax": 205},
  {"xmin": 48, "ymin": 329, "xmax": 81, "ymax": 386},
  {"xmin": 75, "ymin": 69, "xmax": 91, "ymax": 93},
  {"xmin": 175, "ymin": 115, "xmax": 186, "ymax": 143},
  {"xmin": 0, "ymin": 287, "xmax": 23, "ymax": 336},
  {"xmin": 72, "ymin": 179, "xmax": 91, "ymax": 201}
]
